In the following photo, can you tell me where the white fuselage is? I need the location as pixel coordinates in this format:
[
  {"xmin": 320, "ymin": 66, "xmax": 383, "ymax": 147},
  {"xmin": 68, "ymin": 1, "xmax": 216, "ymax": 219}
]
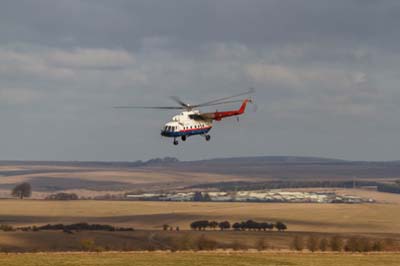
[{"xmin": 161, "ymin": 110, "xmax": 212, "ymax": 138}]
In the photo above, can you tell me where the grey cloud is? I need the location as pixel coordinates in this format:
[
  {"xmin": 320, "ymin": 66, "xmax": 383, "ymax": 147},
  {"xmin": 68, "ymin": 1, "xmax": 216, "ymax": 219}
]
[
  {"xmin": 1, "ymin": 1, "xmax": 399, "ymax": 51},
  {"xmin": 0, "ymin": 1, "xmax": 399, "ymax": 161}
]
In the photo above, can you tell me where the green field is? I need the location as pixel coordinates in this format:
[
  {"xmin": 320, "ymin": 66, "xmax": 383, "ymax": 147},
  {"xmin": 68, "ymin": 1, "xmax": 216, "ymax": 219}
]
[{"xmin": 0, "ymin": 252, "xmax": 399, "ymax": 266}]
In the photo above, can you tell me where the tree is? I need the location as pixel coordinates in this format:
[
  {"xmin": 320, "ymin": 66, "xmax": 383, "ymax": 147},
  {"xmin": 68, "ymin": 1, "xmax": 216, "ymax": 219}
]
[
  {"xmin": 203, "ymin": 193, "xmax": 211, "ymax": 201},
  {"xmin": 209, "ymin": 221, "xmax": 218, "ymax": 230},
  {"xmin": 232, "ymin": 222, "xmax": 242, "ymax": 231},
  {"xmin": 190, "ymin": 220, "xmax": 209, "ymax": 231},
  {"xmin": 275, "ymin": 221, "xmax": 287, "ymax": 232},
  {"xmin": 244, "ymin": 220, "xmax": 258, "ymax": 231},
  {"xmin": 260, "ymin": 222, "xmax": 272, "ymax": 231},
  {"xmin": 11, "ymin": 182, "xmax": 31, "ymax": 199},
  {"xmin": 307, "ymin": 236, "xmax": 319, "ymax": 252},
  {"xmin": 193, "ymin": 192, "xmax": 204, "ymax": 201},
  {"xmin": 218, "ymin": 221, "xmax": 230, "ymax": 231}
]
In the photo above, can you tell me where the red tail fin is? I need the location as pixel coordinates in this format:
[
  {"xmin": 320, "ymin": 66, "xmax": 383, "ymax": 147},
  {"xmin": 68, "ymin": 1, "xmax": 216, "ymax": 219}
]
[{"xmin": 238, "ymin": 99, "xmax": 251, "ymax": 114}]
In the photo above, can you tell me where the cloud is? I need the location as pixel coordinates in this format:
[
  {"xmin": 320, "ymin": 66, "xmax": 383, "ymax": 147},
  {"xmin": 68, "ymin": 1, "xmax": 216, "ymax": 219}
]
[
  {"xmin": 0, "ymin": 1, "xmax": 399, "ymax": 160},
  {"xmin": 0, "ymin": 88, "xmax": 42, "ymax": 105},
  {"xmin": 245, "ymin": 63, "xmax": 370, "ymax": 91},
  {"xmin": 46, "ymin": 48, "xmax": 135, "ymax": 69}
]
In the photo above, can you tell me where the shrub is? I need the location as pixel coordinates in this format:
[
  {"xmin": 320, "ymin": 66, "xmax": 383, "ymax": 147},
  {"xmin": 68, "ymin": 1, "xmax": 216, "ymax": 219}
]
[
  {"xmin": 256, "ymin": 238, "xmax": 269, "ymax": 251},
  {"xmin": 176, "ymin": 234, "xmax": 196, "ymax": 250},
  {"xmin": 372, "ymin": 240, "xmax": 385, "ymax": 251},
  {"xmin": 307, "ymin": 236, "xmax": 319, "ymax": 252},
  {"xmin": 292, "ymin": 236, "xmax": 304, "ymax": 251},
  {"xmin": 330, "ymin": 236, "xmax": 344, "ymax": 252},
  {"xmin": 319, "ymin": 238, "xmax": 329, "ymax": 251},
  {"xmin": 196, "ymin": 234, "xmax": 218, "ymax": 250},
  {"xmin": 45, "ymin": 193, "xmax": 79, "ymax": 200},
  {"xmin": 345, "ymin": 237, "xmax": 372, "ymax": 252},
  {"xmin": 231, "ymin": 240, "xmax": 247, "ymax": 251},
  {"xmin": 0, "ymin": 224, "xmax": 14, "ymax": 232},
  {"xmin": 80, "ymin": 239, "xmax": 95, "ymax": 251}
]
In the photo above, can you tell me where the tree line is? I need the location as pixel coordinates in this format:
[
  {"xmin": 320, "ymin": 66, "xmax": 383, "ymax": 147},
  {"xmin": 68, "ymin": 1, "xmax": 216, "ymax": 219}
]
[
  {"xmin": 190, "ymin": 220, "xmax": 287, "ymax": 232},
  {"xmin": 377, "ymin": 183, "xmax": 400, "ymax": 194},
  {"xmin": 4, "ymin": 223, "xmax": 134, "ymax": 233},
  {"xmin": 292, "ymin": 235, "xmax": 394, "ymax": 252},
  {"xmin": 189, "ymin": 180, "xmax": 381, "ymax": 192}
]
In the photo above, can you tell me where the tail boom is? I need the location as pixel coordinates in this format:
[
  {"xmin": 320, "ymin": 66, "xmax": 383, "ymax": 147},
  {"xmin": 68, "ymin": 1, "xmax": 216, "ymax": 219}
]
[{"xmin": 208, "ymin": 99, "xmax": 251, "ymax": 121}]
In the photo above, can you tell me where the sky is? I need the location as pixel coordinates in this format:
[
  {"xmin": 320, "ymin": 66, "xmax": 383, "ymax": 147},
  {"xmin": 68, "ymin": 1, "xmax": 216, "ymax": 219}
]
[{"xmin": 0, "ymin": 0, "xmax": 400, "ymax": 161}]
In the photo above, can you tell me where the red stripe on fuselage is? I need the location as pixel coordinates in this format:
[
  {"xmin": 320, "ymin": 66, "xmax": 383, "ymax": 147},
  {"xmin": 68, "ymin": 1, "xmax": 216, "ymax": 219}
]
[{"xmin": 179, "ymin": 126, "xmax": 212, "ymax": 133}]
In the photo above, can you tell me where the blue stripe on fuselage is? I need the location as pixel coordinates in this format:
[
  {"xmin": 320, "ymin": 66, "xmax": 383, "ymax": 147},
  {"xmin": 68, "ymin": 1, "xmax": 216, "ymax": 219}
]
[{"xmin": 161, "ymin": 128, "xmax": 211, "ymax": 138}]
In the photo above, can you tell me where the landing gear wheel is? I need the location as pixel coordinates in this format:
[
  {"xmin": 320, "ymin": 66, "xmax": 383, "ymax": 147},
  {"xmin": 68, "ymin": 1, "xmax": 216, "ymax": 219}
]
[
  {"xmin": 205, "ymin": 135, "xmax": 211, "ymax": 141},
  {"xmin": 181, "ymin": 135, "xmax": 186, "ymax": 141},
  {"xmin": 173, "ymin": 139, "xmax": 179, "ymax": 145}
]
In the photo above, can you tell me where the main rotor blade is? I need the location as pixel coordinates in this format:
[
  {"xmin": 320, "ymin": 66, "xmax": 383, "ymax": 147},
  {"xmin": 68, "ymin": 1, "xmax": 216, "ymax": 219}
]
[
  {"xmin": 114, "ymin": 106, "xmax": 183, "ymax": 110},
  {"xmin": 197, "ymin": 99, "xmax": 246, "ymax": 108},
  {"xmin": 170, "ymin": 96, "xmax": 190, "ymax": 108},
  {"xmin": 193, "ymin": 88, "xmax": 254, "ymax": 107}
]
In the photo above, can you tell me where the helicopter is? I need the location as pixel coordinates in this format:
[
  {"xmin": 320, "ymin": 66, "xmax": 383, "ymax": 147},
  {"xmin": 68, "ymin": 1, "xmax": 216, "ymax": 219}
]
[{"xmin": 115, "ymin": 89, "xmax": 254, "ymax": 145}]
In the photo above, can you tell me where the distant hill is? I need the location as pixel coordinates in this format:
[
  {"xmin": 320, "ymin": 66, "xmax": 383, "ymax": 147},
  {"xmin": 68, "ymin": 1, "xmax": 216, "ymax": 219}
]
[
  {"xmin": 173, "ymin": 156, "xmax": 400, "ymax": 180},
  {"xmin": 0, "ymin": 157, "xmax": 179, "ymax": 168},
  {"xmin": 1, "ymin": 156, "xmax": 400, "ymax": 195},
  {"xmin": 1, "ymin": 156, "xmax": 400, "ymax": 181}
]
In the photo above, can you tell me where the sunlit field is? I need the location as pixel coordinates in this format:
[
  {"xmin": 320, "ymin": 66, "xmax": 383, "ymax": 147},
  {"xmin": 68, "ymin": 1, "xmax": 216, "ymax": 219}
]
[
  {"xmin": 0, "ymin": 252, "xmax": 399, "ymax": 266},
  {"xmin": 0, "ymin": 200, "xmax": 399, "ymax": 233}
]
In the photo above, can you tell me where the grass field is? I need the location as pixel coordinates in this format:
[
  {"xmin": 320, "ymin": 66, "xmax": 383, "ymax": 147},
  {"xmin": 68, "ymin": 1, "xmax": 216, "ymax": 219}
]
[
  {"xmin": 0, "ymin": 200, "xmax": 400, "ymax": 233},
  {"xmin": 0, "ymin": 252, "xmax": 399, "ymax": 266},
  {"xmin": 0, "ymin": 164, "xmax": 250, "ymax": 198},
  {"xmin": 1, "ymin": 199, "xmax": 400, "ymax": 252}
]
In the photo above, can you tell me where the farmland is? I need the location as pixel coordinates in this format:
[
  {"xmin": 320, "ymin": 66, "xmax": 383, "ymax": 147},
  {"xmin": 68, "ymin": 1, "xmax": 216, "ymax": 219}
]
[
  {"xmin": 0, "ymin": 252, "xmax": 399, "ymax": 266},
  {"xmin": 0, "ymin": 200, "xmax": 400, "ymax": 233},
  {"xmin": 1, "ymin": 158, "xmax": 400, "ymax": 254}
]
